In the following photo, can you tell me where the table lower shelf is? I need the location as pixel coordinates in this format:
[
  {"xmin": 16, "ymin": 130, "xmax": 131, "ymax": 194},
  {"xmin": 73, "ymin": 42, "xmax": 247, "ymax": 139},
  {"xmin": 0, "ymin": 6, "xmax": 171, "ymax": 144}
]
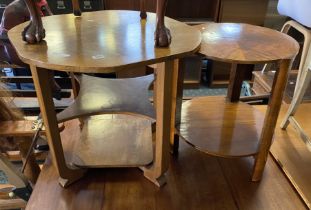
[
  {"xmin": 68, "ymin": 114, "xmax": 154, "ymax": 168},
  {"xmin": 178, "ymin": 96, "xmax": 264, "ymax": 158}
]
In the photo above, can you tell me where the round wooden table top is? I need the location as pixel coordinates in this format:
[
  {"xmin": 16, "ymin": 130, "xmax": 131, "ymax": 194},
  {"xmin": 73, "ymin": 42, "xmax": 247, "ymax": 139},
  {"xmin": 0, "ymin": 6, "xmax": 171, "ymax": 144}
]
[
  {"xmin": 8, "ymin": 10, "xmax": 201, "ymax": 73},
  {"xmin": 194, "ymin": 22, "xmax": 299, "ymax": 64}
]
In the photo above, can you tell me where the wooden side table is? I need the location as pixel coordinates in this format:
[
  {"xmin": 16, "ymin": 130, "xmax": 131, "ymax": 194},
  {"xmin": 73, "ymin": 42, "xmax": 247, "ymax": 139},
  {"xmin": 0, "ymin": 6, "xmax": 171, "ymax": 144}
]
[
  {"xmin": 177, "ymin": 23, "xmax": 299, "ymax": 181},
  {"xmin": 8, "ymin": 11, "xmax": 201, "ymax": 187}
]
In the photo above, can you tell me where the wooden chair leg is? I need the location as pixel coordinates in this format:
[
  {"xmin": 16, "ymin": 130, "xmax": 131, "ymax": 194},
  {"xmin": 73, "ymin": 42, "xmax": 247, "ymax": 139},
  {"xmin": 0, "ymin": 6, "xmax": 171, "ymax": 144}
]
[
  {"xmin": 140, "ymin": 0, "xmax": 147, "ymax": 19},
  {"xmin": 281, "ymin": 69, "xmax": 311, "ymax": 129},
  {"xmin": 72, "ymin": 0, "xmax": 82, "ymax": 16},
  {"xmin": 280, "ymin": 23, "xmax": 311, "ymax": 129},
  {"xmin": 287, "ymin": 21, "xmax": 311, "ymax": 95},
  {"xmin": 261, "ymin": 21, "xmax": 291, "ymax": 73},
  {"xmin": 252, "ymin": 59, "xmax": 292, "ymax": 181}
]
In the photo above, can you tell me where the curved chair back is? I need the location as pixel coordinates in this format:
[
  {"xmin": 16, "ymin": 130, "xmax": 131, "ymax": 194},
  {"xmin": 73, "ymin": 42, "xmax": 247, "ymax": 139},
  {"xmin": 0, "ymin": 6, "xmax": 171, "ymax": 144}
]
[{"xmin": 277, "ymin": 0, "xmax": 311, "ymax": 28}]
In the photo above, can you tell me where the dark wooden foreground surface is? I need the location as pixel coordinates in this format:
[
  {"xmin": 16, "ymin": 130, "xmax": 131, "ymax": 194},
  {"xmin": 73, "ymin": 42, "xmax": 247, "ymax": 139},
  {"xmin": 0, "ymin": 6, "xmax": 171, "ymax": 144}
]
[{"xmin": 26, "ymin": 110, "xmax": 306, "ymax": 210}]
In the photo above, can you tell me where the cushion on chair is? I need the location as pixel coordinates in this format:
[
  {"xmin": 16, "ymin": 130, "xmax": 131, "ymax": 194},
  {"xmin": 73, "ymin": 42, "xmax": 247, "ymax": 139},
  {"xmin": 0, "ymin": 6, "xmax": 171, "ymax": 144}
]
[{"xmin": 278, "ymin": 0, "xmax": 311, "ymax": 28}]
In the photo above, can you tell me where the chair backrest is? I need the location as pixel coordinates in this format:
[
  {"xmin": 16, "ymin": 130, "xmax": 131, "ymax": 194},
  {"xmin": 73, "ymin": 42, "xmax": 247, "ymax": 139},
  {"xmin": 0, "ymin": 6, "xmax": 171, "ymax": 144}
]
[{"xmin": 277, "ymin": 0, "xmax": 311, "ymax": 28}]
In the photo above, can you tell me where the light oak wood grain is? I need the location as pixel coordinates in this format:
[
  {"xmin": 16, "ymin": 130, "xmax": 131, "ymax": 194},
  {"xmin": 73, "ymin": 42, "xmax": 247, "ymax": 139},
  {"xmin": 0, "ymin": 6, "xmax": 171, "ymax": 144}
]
[
  {"xmin": 194, "ymin": 22, "xmax": 299, "ymax": 64},
  {"xmin": 0, "ymin": 121, "xmax": 36, "ymax": 137},
  {"xmin": 178, "ymin": 96, "xmax": 264, "ymax": 157},
  {"xmin": 8, "ymin": 11, "xmax": 201, "ymax": 73},
  {"xmin": 70, "ymin": 114, "xmax": 153, "ymax": 168},
  {"xmin": 177, "ymin": 23, "xmax": 299, "ymax": 182}
]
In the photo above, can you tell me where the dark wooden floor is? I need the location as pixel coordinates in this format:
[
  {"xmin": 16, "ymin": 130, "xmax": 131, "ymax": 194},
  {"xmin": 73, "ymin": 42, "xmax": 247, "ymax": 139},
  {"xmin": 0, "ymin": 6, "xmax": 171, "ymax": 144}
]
[
  {"xmin": 266, "ymin": 103, "xmax": 311, "ymax": 209},
  {"xmin": 26, "ymin": 117, "xmax": 306, "ymax": 210}
]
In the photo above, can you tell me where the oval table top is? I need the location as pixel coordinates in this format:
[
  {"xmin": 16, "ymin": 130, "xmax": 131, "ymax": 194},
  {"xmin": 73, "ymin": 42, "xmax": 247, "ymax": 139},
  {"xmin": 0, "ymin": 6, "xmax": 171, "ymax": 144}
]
[
  {"xmin": 194, "ymin": 22, "xmax": 299, "ymax": 64},
  {"xmin": 8, "ymin": 10, "xmax": 201, "ymax": 73}
]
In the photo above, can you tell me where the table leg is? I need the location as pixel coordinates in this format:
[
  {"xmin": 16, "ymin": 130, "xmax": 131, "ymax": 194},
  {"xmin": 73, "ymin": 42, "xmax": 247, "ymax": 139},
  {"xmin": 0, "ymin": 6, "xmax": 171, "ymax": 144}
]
[
  {"xmin": 227, "ymin": 64, "xmax": 253, "ymax": 102},
  {"xmin": 252, "ymin": 59, "xmax": 292, "ymax": 181},
  {"xmin": 172, "ymin": 59, "xmax": 185, "ymax": 155},
  {"xmin": 30, "ymin": 65, "xmax": 86, "ymax": 188},
  {"xmin": 143, "ymin": 60, "xmax": 178, "ymax": 187}
]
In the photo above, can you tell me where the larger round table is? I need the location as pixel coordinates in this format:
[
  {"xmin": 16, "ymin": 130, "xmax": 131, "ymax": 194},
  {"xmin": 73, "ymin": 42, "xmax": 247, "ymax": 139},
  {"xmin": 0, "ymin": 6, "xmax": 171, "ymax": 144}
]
[{"xmin": 8, "ymin": 10, "xmax": 201, "ymax": 187}]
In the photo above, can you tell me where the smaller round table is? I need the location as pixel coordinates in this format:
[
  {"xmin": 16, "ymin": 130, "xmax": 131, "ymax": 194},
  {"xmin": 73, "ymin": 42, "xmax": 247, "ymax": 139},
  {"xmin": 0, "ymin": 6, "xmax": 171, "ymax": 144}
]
[{"xmin": 178, "ymin": 23, "xmax": 299, "ymax": 181}]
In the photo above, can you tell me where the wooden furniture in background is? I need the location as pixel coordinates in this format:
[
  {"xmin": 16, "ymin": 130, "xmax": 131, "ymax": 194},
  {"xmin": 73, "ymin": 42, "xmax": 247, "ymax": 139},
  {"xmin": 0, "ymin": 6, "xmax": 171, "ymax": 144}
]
[
  {"xmin": 177, "ymin": 22, "xmax": 299, "ymax": 181},
  {"xmin": 0, "ymin": 106, "xmax": 41, "ymax": 209},
  {"xmin": 0, "ymin": 64, "xmax": 74, "ymax": 114},
  {"xmin": 8, "ymin": 10, "xmax": 201, "ymax": 187},
  {"xmin": 218, "ymin": 0, "xmax": 269, "ymax": 25}
]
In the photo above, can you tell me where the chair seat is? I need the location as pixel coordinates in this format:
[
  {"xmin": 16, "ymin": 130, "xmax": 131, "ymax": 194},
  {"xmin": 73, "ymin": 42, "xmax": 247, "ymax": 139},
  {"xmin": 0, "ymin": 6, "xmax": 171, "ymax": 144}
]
[{"xmin": 278, "ymin": 0, "xmax": 311, "ymax": 28}]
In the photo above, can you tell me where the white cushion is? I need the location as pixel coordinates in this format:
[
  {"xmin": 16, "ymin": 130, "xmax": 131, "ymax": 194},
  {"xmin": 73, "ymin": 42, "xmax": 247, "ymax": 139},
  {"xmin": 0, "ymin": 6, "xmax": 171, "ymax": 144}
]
[{"xmin": 278, "ymin": 0, "xmax": 311, "ymax": 27}]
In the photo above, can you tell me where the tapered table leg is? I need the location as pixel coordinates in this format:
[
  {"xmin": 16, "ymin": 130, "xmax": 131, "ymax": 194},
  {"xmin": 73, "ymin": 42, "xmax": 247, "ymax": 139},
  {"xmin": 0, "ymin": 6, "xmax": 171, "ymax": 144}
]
[
  {"xmin": 30, "ymin": 65, "xmax": 86, "ymax": 187},
  {"xmin": 172, "ymin": 59, "xmax": 185, "ymax": 155},
  {"xmin": 252, "ymin": 59, "xmax": 292, "ymax": 181}
]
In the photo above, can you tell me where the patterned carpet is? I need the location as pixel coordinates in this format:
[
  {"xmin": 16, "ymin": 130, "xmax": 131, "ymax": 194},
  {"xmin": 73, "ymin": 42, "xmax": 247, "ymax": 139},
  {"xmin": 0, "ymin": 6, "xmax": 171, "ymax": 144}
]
[{"xmin": 0, "ymin": 170, "xmax": 8, "ymax": 184}]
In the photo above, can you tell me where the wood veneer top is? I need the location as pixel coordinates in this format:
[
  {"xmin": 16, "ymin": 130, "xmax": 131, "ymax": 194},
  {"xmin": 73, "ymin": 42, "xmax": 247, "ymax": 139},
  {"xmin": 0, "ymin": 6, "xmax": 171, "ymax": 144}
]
[
  {"xmin": 70, "ymin": 115, "xmax": 153, "ymax": 168},
  {"xmin": 195, "ymin": 22, "xmax": 299, "ymax": 64},
  {"xmin": 8, "ymin": 11, "xmax": 201, "ymax": 73},
  {"xmin": 178, "ymin": 96, "xmax": 264, "ymax": 157}
]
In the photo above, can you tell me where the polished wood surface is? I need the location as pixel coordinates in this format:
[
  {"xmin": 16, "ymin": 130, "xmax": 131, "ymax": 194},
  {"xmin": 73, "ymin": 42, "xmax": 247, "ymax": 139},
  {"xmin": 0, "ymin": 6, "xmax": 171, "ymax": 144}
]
[
  {"xmin": 29, "ymin": 58, "xmax": 182, "ymax": 187},
  {"xmin": 257, "ymin": 103, "xmax": 311, "ymax": 209},
  {"xmin": 57, "ymin": 74, "xmax": 155, "ymax": 122},
  {"xmin": 194, "ymin": 22, "xmax": 299, "ymax": 64},
  {"xmin": 252, "ymin": 59, "xmax": 292, "ymax": 181},
  {"xmin": 71, "ymin": 114, "xmax": 153, "ymax": 168},
  {"xmin": 178, "ymin": 96, "xmax": 264, "ymax": 157},
  {"xmin": 176, "ymin": 22, "xmax": 299, "ymax": 181},
  {"xmin": 0, "ymin": 198, "xmax": 26, "ymax": 209},
  {"xmin": 23, "ymin": 0, "xmax": 171, "ymax": 47},
  {"xmin": 25, "ymin": 119, "xmax": 306, "ymax": 210},
  {"xmin": 12, "ymin": 10, "xmax": 200, "ymax": 187},
  {"xmin": 9, "ymin": 11, "xmax": 201, "ymax": 73}
]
